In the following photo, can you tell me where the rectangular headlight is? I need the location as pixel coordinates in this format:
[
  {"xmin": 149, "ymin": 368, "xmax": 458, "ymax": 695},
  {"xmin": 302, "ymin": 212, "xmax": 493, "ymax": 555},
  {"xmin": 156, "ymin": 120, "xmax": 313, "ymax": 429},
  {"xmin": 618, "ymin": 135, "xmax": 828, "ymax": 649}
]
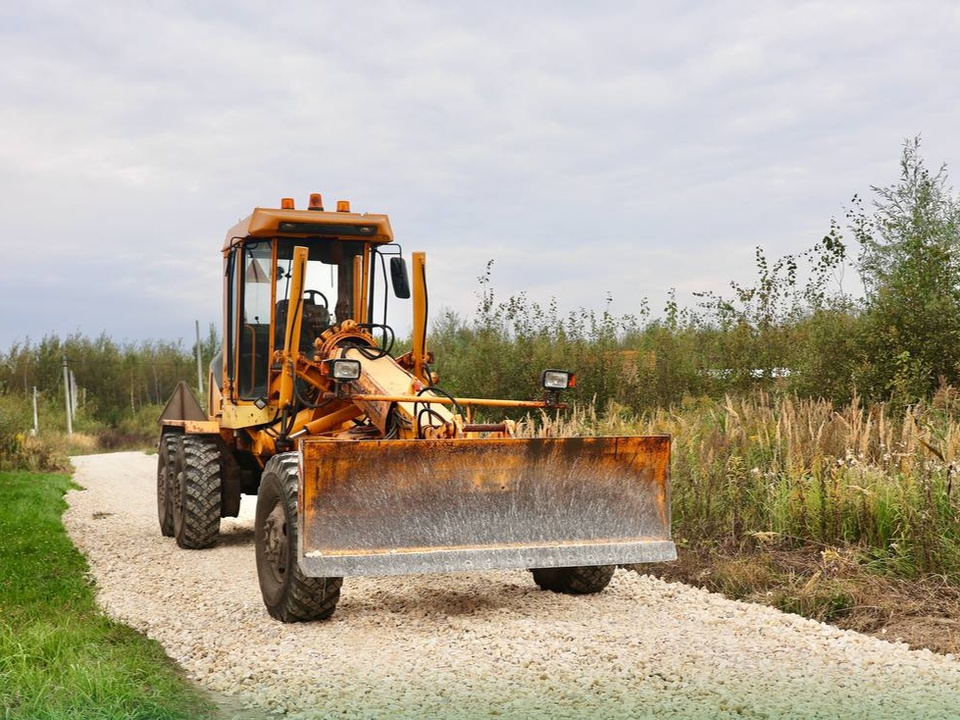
[
  {"xmin": 322, "ymin": 358, "xmax": 362, "ymax": 381},
  {"xmin": 541, "ymin": 369, "xmax": 574, "ymax": 390}
]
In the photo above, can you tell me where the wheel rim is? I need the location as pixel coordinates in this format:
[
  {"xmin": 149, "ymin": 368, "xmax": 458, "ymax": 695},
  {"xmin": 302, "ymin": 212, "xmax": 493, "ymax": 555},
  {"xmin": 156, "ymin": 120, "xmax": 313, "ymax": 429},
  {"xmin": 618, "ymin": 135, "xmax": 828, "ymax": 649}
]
[{"xmin": 261, "ymin": 501, "xmax": 290, "ymax": 588}]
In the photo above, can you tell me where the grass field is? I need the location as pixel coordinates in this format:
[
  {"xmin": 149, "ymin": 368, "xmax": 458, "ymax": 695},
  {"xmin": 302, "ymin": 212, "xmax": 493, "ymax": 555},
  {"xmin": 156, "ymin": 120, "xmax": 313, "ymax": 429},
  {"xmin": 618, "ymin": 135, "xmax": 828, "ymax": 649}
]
[{"xmin": 0, "ymin": 470, "xmax": 215, "ymax": 720}]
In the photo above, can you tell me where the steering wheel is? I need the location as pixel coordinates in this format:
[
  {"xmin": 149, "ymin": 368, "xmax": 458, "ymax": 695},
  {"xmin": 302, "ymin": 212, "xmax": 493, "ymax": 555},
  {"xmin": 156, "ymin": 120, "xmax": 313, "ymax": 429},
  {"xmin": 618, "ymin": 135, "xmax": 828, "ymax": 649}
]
[{"xmin": 303, "ymin": 289, "xmax": 329, "ymax": 308}]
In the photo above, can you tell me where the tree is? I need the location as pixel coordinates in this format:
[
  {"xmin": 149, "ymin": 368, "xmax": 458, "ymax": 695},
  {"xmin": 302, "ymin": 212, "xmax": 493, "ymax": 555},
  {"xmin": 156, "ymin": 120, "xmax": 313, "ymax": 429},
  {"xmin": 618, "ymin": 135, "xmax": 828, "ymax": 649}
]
[
  {"xmin": 692, "ymin": 234, "xmax": 849, "ymax": 393},
  {"xmin": 852, "ymin": 136, "xmax": 960, "ymax": 401}
]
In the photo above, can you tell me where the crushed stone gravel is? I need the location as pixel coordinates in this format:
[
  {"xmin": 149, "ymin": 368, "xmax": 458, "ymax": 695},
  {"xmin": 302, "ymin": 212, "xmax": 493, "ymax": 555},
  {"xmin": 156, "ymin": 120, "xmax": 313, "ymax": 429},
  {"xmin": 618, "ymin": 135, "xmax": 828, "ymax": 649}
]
[{"xmin": 65, "ymin": 451, "xmax": 960, "ymax": 719}]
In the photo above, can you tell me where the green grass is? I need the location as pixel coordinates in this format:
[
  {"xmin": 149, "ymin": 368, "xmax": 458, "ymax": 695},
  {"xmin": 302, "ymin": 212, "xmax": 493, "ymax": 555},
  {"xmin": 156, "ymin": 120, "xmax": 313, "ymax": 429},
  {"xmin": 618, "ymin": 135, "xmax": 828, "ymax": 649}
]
[{"xmin": 0, "ymin": 471, "xmax": 215, "ymax": 720}]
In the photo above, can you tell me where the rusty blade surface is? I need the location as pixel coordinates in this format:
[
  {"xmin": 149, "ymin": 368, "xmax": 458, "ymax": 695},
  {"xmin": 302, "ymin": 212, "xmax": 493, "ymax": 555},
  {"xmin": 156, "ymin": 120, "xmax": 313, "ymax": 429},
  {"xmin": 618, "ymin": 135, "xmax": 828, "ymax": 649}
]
[{"xmin": 298, "ymin": 435, "xmax": 675, "ymax": 577}]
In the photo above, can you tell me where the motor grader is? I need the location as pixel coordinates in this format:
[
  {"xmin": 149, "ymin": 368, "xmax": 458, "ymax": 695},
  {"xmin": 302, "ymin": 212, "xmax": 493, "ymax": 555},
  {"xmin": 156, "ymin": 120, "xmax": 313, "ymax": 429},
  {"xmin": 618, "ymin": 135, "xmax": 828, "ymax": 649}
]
[{"xmin": 157, "ymin": 192, "xmax": 675, "ymax": 622}]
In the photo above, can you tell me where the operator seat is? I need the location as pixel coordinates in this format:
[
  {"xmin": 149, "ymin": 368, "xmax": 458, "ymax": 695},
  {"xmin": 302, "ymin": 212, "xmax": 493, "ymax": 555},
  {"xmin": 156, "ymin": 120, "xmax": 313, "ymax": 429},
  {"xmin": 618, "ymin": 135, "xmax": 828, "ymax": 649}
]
[{"xmin": 275, "ymin": 297, "xmax": 331, "ymax": 355}]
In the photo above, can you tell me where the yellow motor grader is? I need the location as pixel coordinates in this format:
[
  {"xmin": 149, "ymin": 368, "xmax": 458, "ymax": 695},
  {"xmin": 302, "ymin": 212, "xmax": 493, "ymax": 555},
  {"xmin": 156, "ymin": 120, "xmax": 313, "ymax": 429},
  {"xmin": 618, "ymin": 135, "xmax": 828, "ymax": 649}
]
[{"xmin": 158, "ymin": 193, "xmax": 675, "ymax": 622}]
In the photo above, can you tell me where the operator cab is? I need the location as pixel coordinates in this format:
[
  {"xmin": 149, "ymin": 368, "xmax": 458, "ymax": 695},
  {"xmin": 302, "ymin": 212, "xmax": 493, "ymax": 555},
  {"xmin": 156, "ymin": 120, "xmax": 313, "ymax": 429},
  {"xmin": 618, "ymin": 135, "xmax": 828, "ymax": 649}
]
[{"xmin": 219, "ymin": 196, "xmax": 407, "ymax": 403}]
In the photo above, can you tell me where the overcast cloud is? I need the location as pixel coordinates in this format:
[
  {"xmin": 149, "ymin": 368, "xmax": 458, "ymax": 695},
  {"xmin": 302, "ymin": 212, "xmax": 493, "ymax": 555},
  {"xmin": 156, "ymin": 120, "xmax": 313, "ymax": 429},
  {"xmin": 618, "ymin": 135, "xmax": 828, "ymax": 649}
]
[{"xmin": 2, "ymin": 1, "xmax": 959, "ymax": 348}]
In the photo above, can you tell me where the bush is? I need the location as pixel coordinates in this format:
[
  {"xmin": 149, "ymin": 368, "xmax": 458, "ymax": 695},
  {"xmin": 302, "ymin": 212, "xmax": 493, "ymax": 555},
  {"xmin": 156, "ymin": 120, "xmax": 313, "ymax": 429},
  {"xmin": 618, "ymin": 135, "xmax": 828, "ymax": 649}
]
[{"xmin": 0, "ymin": 395, "xmax": 33, "ymax": 471}]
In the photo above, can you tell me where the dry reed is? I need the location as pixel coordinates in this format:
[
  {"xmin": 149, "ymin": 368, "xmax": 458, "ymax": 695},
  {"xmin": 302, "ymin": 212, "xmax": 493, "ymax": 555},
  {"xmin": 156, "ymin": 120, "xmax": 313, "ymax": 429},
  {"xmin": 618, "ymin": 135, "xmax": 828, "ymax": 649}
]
[{"xmin": 523, "ymin": 391, "xmax": 960, "ymax": 577}]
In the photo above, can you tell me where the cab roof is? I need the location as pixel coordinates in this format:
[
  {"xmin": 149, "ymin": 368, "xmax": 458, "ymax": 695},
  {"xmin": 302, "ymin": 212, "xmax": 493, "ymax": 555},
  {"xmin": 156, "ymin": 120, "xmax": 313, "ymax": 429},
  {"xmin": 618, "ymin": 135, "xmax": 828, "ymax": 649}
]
[{"xmin": 223, "ymin": 206, "xmax": 394, "ymax": 251}]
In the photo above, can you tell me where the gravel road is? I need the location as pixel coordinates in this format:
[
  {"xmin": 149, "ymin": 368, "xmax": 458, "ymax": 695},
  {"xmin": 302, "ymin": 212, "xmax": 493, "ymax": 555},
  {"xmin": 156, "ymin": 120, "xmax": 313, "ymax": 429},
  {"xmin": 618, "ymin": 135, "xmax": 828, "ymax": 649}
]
[{"xmin": 65, "ymin": 451, "xmax": 960, "ymax": 719}]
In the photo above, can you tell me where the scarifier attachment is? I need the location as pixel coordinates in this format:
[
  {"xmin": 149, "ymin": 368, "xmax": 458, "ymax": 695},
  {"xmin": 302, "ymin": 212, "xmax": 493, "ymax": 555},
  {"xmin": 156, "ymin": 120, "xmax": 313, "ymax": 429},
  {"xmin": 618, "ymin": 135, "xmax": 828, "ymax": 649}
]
[{"xmin": 298, "ymin": 436, "xmax": 675, "ymax": 577}]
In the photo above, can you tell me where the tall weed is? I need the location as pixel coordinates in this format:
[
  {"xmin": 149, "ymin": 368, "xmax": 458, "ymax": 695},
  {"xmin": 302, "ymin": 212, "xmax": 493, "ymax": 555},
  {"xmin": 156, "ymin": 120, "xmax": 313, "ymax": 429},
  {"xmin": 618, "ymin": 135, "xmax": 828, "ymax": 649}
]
[{"xmin": 530, "ymin": 393, "xmax": 960, "ymax": 578}]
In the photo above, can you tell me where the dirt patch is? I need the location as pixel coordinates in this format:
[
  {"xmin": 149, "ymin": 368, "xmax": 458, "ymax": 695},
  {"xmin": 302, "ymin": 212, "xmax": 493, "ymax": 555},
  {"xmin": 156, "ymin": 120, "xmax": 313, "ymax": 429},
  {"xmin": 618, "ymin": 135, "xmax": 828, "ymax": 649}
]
[{"xmin": 639, "ymin": 545, "xmax": 960, "ymax": 656}]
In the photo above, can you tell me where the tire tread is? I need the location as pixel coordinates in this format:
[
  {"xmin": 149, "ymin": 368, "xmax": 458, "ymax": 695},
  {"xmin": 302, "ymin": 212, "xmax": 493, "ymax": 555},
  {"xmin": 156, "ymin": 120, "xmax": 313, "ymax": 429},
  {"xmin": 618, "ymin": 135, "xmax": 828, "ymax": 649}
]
[
  {"xmin": 175, "ymin": 435, "xmax": 222, "ymax": 549},
  {"xmin": 531, "ymin": 565, "xmax": 616, "ymax": 594},
  {"xmin": 157, "ymin": 432, "xmax": 177, "ymax": 537}
]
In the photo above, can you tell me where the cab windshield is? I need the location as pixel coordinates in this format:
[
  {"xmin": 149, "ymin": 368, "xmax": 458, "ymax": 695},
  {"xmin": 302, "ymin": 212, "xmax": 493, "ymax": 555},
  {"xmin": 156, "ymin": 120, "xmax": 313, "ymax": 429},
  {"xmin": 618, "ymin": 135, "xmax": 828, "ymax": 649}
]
[{"xmin": 234, "ymin": 238, "xmax": 366, "ymax": 399}]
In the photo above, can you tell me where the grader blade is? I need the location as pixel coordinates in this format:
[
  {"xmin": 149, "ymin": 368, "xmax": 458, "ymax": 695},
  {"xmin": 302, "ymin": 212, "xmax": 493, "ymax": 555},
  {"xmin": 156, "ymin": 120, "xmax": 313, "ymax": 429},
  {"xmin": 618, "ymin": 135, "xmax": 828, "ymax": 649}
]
[{"xmin": 298, "ymin": 436, "xmax": 675, "ymax": 577}]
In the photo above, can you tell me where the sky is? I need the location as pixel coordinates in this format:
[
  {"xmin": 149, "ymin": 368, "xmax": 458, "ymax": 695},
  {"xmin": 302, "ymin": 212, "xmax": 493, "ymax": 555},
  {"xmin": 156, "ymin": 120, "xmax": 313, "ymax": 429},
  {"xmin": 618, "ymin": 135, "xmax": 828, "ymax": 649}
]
[{"xmin": 2, "ymin": 0, "xmax": 959, "ymax": 350}]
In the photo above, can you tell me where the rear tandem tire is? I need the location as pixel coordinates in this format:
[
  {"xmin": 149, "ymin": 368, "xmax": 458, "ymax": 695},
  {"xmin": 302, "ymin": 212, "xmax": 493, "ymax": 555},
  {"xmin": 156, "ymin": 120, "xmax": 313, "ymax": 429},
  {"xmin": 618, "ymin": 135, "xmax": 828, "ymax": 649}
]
[
  {"xmin": 172, "ymin": 435, "xmax": 222, "ymax": 549},
  {"xmin": 531, "ymin": 565, "xmax": 616, "ymax": 594},
  {"xmin": 255, "ymin": 453, "xmax": 343, "ymax": 622},
  {"xmin": 156, "ymin": 432, "xmax": 177, "ymax": 537}
]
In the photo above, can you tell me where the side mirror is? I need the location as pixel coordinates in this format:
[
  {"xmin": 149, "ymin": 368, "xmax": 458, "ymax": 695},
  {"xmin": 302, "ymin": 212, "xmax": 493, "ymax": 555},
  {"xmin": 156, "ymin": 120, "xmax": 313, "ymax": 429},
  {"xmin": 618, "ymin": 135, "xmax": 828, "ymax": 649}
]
[{"xmin": 390, "ymin": 257, "xmax": 411, "ymax": 299}]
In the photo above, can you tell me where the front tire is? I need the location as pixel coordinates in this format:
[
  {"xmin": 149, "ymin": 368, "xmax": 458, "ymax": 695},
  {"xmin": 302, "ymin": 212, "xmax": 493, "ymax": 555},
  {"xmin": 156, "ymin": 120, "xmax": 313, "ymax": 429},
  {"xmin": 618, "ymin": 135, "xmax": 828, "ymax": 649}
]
[
  {"xmin": 172, "ymin": 435, "xmax": 222, "ymax": 549},
  {"xmin": 156, "ymin": 431, "xmax": 178, "ymax": 537},
  {"xmin": 255, "ymin": 453, "xmax": 342, "ymax": 622},
  {"xmin": 531, "ymin": 565, "xmax": 616, "ymax": 594}
]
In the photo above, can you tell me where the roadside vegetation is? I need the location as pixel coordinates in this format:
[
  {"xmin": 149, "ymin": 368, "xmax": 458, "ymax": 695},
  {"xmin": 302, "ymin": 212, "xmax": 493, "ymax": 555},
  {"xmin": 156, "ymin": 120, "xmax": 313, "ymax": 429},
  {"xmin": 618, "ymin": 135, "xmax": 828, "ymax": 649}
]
[
  {"xmin": 542, "ymin": 395, "xmax": 960, "ymax": 653},
  {"xmin": 0, "ymin": 470, "xmax": 215, "ymax": 719},
  {"xmin": 1, "ymin": 133, "xmax": 959, "ymax": 669}
]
